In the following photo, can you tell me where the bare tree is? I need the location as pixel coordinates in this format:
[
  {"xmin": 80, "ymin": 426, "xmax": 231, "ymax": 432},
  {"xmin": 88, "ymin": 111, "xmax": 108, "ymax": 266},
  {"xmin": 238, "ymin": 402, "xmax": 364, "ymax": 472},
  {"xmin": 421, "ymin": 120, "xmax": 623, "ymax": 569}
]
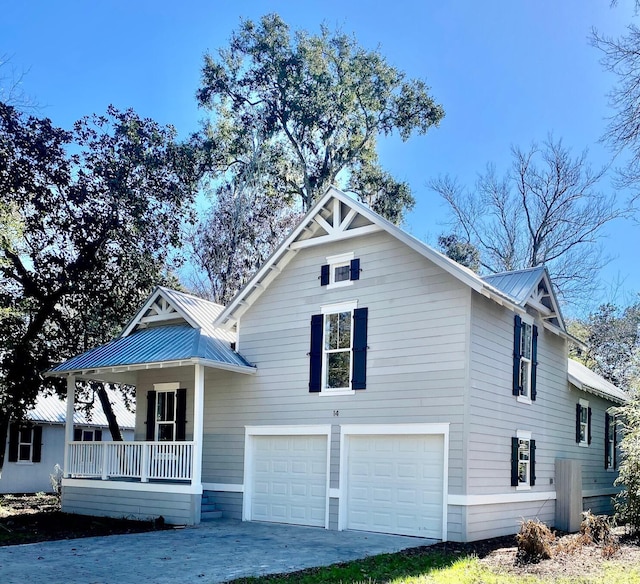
[
  {"xmin": 430, "ymin": 137, "xmax": 623, "ymax": 306},
  {"xmin": 0, "ymin": 54, "xmax": 39, "ymax": 111}
]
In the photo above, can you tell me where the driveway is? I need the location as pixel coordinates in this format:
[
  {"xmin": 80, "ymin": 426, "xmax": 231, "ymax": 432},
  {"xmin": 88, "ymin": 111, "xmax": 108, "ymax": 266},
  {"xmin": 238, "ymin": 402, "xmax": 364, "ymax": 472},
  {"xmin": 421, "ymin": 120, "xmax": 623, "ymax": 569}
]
[{"xmin": 0, "ymin": 518, "xmax": 435, "ymax": 584}]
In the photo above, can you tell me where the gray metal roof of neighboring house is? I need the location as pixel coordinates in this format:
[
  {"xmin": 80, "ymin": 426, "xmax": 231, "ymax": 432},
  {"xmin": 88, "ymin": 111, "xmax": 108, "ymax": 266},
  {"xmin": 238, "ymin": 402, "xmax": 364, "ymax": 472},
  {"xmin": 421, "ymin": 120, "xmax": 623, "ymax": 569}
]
[
  {"xmin": 27, "ymin": 387, "xmax": 135, "ymax": 428},
  {"xmin": 50, "ymin": 324, "xmax": 253, "ymax": 374},
  {"xmin": 481, "ymin": 267, "xmax": 547, "ymax": 305},
  {"xmin": 568, "ymin": 358, "xmax": 629, "ymax": 404}
]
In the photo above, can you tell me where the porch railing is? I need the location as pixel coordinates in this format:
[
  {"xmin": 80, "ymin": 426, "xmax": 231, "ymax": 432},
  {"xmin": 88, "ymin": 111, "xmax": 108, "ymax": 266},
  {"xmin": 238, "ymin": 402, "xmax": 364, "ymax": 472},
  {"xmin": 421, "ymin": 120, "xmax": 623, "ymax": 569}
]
[{"xmin": 67, "ymin": 441, "xmax": 194, "ymax": 482}]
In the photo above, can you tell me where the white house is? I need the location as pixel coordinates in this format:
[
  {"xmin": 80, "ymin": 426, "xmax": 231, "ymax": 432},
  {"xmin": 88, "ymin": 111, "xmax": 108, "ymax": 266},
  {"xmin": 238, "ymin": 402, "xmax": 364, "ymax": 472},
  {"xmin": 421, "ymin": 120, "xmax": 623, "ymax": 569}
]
[
  {"xmin": 47, "ymin": 187, "xmax": 626, "ymax": 541},
  {"xmin": 1, "ymin": 388, "xmax": 135, "ymax": 494}
]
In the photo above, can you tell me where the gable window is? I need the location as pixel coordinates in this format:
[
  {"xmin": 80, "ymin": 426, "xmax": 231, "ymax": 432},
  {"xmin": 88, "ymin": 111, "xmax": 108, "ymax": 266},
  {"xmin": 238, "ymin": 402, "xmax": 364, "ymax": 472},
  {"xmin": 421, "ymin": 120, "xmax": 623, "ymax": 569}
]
[
  {"xmin": 8, "ymin": 424, "xmax": 42, "ymax": 463},
  {"xmin": 145, "ymin": 383, "xmax": 187, "ymax": 441},
  {"xmin": 605, "ymin": 412, "xmax": 617, "ymax": 469},
  {"xmin": 511, "ymin": 431, "xmax": 536, "ymax": 489},
  {"xmin": 576, "ymin": 399, "xmax": 592, "ymax": 447},
  {"xmin": 320, "ymin": 253, "xmax": 360, "ymax": 288},
  {"xmin": 309, "ymin": 302, "xmax": 368, "ymax": 394},
  {"xmin": 513, "ymin": 315, "xmax": 538, "ymax": 402}
]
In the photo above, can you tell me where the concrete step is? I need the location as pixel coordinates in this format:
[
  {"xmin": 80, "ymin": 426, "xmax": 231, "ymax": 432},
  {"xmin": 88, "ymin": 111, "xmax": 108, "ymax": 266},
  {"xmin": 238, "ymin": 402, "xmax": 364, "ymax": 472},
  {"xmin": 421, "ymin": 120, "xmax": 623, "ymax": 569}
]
[
  {"xmin": 201, "ymin": 503, "xmax": 217, "ymax": 512},
  {"xmin": 201, "ymin": 510, "xmax": 223, "ymax": 521}
]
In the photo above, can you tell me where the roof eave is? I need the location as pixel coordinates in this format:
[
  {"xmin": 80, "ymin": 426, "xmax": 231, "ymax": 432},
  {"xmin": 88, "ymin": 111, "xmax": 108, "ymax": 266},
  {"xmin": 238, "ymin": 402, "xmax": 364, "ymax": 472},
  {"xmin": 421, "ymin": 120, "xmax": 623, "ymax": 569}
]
[
  {"xmin": 45, "ymin": 357, "xmax": 257, "ymax": 378},
  {"xmin": 568, "ymin": 375, "xmax": 628, "ymax": 405}
]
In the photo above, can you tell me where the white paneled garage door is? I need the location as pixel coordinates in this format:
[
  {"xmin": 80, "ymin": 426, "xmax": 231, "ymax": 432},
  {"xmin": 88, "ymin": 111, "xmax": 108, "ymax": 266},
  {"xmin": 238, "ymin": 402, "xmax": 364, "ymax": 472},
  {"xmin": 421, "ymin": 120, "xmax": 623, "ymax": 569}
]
[
  {"xmin": 249, "ymin": 434, "xmax": 328, "ymax": 527},
  {"xmin": 345, "ymin": 434, "xmax": 445, "ymax": 539}
]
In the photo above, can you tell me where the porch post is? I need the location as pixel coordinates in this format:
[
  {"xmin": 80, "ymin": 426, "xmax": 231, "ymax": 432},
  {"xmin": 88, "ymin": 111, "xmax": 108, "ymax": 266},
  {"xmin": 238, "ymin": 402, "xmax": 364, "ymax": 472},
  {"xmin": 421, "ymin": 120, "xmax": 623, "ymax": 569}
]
[
  {"xmin": 63, "ymin": 375, "xmax": 76, "ymax": 478},
  {"xmin": 192, "ymin": 364, "xmax": 205, "ymax": 487}
]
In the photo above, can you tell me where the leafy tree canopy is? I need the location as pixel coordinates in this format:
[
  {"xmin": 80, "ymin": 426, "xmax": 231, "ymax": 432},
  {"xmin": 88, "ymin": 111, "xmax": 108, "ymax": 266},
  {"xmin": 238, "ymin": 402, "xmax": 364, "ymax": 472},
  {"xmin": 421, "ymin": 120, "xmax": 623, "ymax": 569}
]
[
  {"xmin": 0, "ymin": 103, "xmax": 199, "ymax": 468},
  {"xmin": 196, "ymin": 13, "xmax": 444, "ymax": 224}
]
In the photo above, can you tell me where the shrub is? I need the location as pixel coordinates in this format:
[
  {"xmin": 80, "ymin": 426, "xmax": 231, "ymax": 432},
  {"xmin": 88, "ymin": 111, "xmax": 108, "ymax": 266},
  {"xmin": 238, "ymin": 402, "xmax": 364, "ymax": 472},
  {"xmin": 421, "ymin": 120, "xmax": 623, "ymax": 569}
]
[
  {"xmin": 614, "ymin": 395, "xmax": 640, "ymax": 537},
  {"xmin": 516, "ymin": 519, "xmax": 556, "ymax": 563},
  {"xmin": 580, "ymin": 511, "xmax": 613, "ymax": 545}
]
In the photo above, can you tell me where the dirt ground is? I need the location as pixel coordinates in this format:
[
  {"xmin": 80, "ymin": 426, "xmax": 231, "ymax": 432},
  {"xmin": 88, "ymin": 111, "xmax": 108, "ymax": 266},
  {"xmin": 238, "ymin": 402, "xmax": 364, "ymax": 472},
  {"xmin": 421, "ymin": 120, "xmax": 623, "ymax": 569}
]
[
  {"xmin": 0, "ymin": 493, "xmax": 164, "ymax": 546},
  {"xmin": 423, "ymin": 527, "xmax": 640, "ymax": 580}
]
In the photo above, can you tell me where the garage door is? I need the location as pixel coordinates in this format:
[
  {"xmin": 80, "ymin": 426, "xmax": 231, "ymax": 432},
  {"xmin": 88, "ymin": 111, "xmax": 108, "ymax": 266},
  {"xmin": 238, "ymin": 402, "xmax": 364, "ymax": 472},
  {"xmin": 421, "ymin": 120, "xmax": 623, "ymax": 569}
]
[
  {"xmin": 345, "ymin": 434, "xmax": 444, "ymax": 539},
  {"xmin": 250, "ymin": 435, "xmax": 327, "ymax": 527}
]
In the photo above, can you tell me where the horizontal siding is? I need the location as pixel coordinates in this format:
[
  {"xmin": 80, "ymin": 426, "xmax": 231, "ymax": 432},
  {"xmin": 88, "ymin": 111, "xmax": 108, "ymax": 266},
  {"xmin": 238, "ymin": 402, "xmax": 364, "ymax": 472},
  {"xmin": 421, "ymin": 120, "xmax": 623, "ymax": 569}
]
[
  {"xmin": 62, "ymin": 485, "xmax": 199, "ymax": 524},
  {"xmin": 199, "ymin": 230, "xmax": 470, "ymax": 540},
  {"xmin": 583, "ymin": 495, "xmax": 615, "ymax": 516},
  {"xmin": 466, "ymin": 499, "xmax": 556, "ymax": 541}
]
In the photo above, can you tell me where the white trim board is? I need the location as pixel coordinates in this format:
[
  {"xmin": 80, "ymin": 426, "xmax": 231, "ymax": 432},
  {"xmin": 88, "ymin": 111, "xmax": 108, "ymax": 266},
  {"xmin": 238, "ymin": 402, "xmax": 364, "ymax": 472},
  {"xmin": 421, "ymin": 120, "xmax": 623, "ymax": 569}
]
[
  {"xmin": 202, "ymin": 482, "xmax": 244, "ymax": 493},
  {"xmin": 62, "ymin": 478, "xmax": 202, "ymax": 495},
  {"xmin": 448, "ymin": 492, "xmax": 557, "ymax": 506}
]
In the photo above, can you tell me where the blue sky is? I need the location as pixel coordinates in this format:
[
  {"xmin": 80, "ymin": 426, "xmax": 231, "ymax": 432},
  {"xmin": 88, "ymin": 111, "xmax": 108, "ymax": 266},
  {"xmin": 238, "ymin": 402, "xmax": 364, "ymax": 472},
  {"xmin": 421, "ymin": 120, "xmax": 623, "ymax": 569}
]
[{"xmin": 2, "ymin": 1, "xmax": 638, "ymax": 313}]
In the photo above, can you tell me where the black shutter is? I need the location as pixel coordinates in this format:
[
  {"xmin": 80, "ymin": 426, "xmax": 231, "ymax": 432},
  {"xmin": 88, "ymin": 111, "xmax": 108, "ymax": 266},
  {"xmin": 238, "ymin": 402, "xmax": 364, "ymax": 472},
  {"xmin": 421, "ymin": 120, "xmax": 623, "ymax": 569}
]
[
  {"xmin": 32, "ymin": 426, "xmax": 42, "ymax": 463},
  {"xmin": 320, "ymin": 265, "xmax": 330, "ymax": 286},
  {"xmin": 576, "ymin": 403, "xmax": 582, "ymax": 443},
  {"xmin": 352, "ymin": 307, "xmax": 368, "ymax": 390},
  {"xmin": 146, "ymin": 390, "xmax": 156, "ymax": 440},
  {"xmin": 350, "ymin": 258, "xmax": 360, "ymax": 281},
  {"xmin": 74, "ymin": 428, "xmax": 82, "ymax": 441},
  {"xmin": 513, "ymin": 315, "xmax": 522, "ymax": 396},
  {"xmin": 8, "ymin": 424, "xmax": 19, "ymax": 462},
  {"xmin": 176, "ymin": 388, "xmax": 187, "ymax": 441},
  {"xmin": 588, "ymin": 407, "xmax": 592, "ymax": 445},
  {"xmin": 95, "ymin": 429, "xmax": 102, "ymax": 442},
  {"xmin": 605, "ymin": 413, "xmax": 611, "ymax": 469},
  {"xmin": 511, "ymin": 437, "xmax": 519, "ymax": 486},
  {"xmin": 530, "ymin": 439, "xmax": 536, "ymax": 486},
  {"xmin": 309, "ymin": 314, "xmax": 323, "ymax": 392},
  {"xmin": 531, "ymin": 325, "xmax": 538, "ymax": 401}
]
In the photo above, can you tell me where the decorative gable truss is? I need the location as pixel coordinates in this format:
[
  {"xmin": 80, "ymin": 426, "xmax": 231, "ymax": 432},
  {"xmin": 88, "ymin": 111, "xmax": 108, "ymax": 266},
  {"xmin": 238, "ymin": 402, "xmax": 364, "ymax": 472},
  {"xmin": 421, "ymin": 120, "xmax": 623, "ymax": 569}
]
[
  {"xmin": 528, "ymin": 276, "xmax": 563, "ymax": 329},
  {"xmin": 138, "ymin": 296, "xmax": 181, "ymax": 327}
]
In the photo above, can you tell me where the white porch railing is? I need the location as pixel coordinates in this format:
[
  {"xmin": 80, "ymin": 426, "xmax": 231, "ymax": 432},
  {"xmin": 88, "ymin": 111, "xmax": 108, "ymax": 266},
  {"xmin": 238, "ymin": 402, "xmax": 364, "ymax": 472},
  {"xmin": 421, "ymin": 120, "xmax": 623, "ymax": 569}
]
[{"xmin": 68, "ymin": 441, "xmax": 194, "ymax": 482}]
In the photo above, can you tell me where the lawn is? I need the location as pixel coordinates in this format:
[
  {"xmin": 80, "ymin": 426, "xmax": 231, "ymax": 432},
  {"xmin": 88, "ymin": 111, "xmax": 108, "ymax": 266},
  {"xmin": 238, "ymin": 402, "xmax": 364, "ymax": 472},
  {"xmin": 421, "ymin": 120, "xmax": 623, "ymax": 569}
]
[{"xmin": 224, "ymin": 530, "xmax": 640, "ymax": 584}]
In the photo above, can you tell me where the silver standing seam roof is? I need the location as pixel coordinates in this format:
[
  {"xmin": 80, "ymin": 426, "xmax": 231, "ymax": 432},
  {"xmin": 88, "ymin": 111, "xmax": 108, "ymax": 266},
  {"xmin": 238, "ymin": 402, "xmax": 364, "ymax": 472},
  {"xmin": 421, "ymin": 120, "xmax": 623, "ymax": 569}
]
[
  {"xmin": 28, "ymin": 387, "xmax": 135, "ymax": 428},
  {"xmin": 481, "ymin": 266, "xmax": 547, "ymax": 305},
  {"xmin": 49, "ymin": 288, "xmax": 253, "ymax": 375}
]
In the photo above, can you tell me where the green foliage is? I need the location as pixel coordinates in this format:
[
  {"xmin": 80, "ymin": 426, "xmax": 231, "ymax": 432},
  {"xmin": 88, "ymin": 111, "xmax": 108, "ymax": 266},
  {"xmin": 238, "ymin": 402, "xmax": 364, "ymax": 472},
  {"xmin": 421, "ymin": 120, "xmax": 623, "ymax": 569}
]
[
  {"xmin": 570, "ymin": 301, "xmax": 640, "ymax": 392},
  {"xmin": 197, "ymin": 13, "xmax": 443, "ymax": 222},
  {"xmin": 615, "ymin": 395, "xmax": 640, "ymax": 536},
  {"xmin": 437, "ymin": 234, "xmax": 480, "ymax": 272},
  {"xmin": 0, "ymin": 102, "xmax": 199, "ymax": 467}
]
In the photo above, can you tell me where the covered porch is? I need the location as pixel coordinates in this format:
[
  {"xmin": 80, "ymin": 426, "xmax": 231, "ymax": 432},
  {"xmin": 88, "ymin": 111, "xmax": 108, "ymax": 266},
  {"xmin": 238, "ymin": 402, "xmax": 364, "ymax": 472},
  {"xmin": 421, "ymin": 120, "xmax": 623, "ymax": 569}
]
[{"xmin": 46, "ymin": 287, "xmax": 256, "ymax": 523}]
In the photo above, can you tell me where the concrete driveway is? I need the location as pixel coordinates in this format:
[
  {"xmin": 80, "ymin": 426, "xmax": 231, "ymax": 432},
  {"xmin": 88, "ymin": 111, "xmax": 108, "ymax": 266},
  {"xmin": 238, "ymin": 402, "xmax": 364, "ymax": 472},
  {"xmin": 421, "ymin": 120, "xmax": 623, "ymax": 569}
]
[{"xmin": 0, "ymin": 518, "xmax": 435, "ymax": 584}]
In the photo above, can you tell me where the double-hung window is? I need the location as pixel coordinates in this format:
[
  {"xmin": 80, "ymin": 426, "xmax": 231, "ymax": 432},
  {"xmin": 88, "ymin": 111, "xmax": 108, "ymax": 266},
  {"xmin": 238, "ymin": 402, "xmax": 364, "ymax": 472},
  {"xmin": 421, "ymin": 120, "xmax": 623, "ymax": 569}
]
[
  {"xmin": 309, "ymin": 302, "xmax": 368, "ymax": 393},
  {"xmin": 576, "ymin": 399, "xmax": 591, "ymax": 447},
  {"xmin": 605, "ymin": 412, "xmax": 617, "ymax": 470},
  {"xmin": 511, "ymin": 431, "xmax": 536, "ymax": 488},
  {"xmin": 145, "ymin": 383, "xmax": 187, "ymax": 441},
  {"xmin": 513, "ymin": 315, "xmax": 538, "ymax": 401},
  {"xmin": 8, "ymin": 424, "xmax": 42, "ymax": 463}
]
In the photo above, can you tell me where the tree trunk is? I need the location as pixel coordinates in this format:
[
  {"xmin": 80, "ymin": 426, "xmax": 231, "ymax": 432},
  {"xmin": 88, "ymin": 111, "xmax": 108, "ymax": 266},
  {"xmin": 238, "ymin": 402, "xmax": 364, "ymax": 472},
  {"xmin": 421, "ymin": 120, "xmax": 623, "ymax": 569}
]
[{"xmin": 96, "ymin": 384, "xmax": 123, "ymax": 441}]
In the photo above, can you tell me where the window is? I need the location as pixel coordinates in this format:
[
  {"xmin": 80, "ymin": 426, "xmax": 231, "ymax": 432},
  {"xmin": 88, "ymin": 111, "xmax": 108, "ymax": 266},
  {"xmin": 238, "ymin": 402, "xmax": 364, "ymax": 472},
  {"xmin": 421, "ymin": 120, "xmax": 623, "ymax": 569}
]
[
  {"xmin": 511, "ymin": 431, "xmax": 536, "ymax": 488},
  {"xmin": 74, "ymin": 428, "xmax": 103, "ymax": 442},
  {"xmin": 605, "ymin": 412, "xmax": 617, "ymax": 470},
  {"xmin": 576, "ymin": 399, "xmax": 592, "ymax": 446},
  {"xmin": 320, "ymin": 253, "xmax": 360, "ymax": 288},
  {"xmin": 309, "ymin": 303, "xmax": 368, "ymax": 393},
  {"xmin": 145, "ymin": 384, "xmax": 187, "ymax": 441},
  {"xmin": 8, "ymin": 424, "xmax": 42, "ymax": 463},
  {"xmin": 513, "ymin": 315, "xmax": 538, "ymax": 401}
]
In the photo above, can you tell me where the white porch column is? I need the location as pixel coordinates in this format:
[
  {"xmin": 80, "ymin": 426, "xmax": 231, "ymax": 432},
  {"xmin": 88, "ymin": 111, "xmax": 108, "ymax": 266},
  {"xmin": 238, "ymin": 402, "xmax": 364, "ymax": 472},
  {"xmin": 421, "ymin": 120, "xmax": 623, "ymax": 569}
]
[
  {"xmin": 63, "ymin": 375, "xmax": 76, "ymax": 478},
  {"xmin": 192, "ymin": 364, "xmax": 205, "ymax": 487}
]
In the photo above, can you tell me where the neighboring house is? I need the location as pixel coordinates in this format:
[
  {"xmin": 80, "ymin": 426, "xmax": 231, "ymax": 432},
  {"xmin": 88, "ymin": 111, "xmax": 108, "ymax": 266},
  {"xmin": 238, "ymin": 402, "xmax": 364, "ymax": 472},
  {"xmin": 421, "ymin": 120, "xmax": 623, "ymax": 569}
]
[
  {"xmin": 47, "ymin": 187, "xmax": 626, "ymax": 542},
  {"xmin": 0, "ymin": 389, "xmax": 135, "ymax": 494}
]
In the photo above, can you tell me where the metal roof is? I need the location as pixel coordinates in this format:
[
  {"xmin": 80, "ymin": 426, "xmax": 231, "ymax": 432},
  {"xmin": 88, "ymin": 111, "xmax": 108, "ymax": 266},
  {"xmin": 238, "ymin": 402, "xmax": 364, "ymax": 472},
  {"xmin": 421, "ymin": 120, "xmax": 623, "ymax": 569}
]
[
  {"xmin": 568, "ymin": 359, "xmax": 628, "ymax": 404},
  {"xmin": 481, "ymin": 267, "xmax": 546, "ymax": 305},
  {"xmin": 27, "ymin": 387, "xmax": 135, "ymax": 428},
  {"xmin": 50, "ymin": 324, "xmax": 253, "ymax": 374}
]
